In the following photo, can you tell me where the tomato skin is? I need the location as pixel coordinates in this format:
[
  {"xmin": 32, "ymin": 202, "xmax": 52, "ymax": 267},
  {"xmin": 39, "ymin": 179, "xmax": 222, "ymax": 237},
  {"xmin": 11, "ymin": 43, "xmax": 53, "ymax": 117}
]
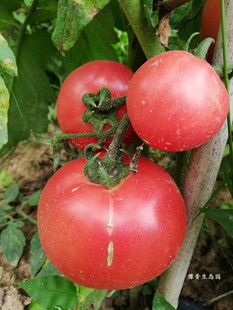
[
  {"xmin": 201, "ymin": 0, "xmax": 220, "ymax": 62},
  {"xmin": 57, "ymin": 60, "xmax": 136, "ymax": 150},
  {"xmin": 126, "ymin": 50, "xmax": 229, "ymax": 152},
  {"xmin": 37, "ymin": 157, "xmax": 186, "ymax": 290}
]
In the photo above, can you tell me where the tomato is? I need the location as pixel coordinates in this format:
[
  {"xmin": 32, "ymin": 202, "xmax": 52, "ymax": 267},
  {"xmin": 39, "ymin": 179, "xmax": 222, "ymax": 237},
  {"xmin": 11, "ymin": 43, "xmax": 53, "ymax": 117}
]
[
  {"xmin": 201, "ymin": 0, "xmax": 221, "ymax": 62},
  {"xmin": 37, "ymin": 156, "xmax": 186, "ymax": 290},
  {"xmin": 57, "ymin": 60, "xmax": 136, "ymax": 150},
  {"xmin": 126, "ymin": 50, "xmax": 229, "ymax": 152}
]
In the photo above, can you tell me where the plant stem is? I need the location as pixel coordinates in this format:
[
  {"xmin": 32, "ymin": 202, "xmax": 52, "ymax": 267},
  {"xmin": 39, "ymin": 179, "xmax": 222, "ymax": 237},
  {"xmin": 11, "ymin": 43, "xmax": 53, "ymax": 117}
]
[
  {"xmin": 174, "ymin": 151, "xmax": 190, "ymax": 191},
  {"xmin": 119, "ymin": 0, "xmax": 165, "ymax": 59},
  {"xmin": 129, "ymin": 285, "xmax": 142, "ymax": 310},
  {"xmin": 157, "ymin": 1, "xmax": 233, "ymax": 307},
  {"xmin": 54, "ymin": 132, "xmax": 97, "ymax": 141},
  {"xmin": 107, "ymin": 113, "xmax": 130, "ymax": 160},
  {"xmin": 15, "ymin": 208, "xmax": 37, "ymax": 225}
]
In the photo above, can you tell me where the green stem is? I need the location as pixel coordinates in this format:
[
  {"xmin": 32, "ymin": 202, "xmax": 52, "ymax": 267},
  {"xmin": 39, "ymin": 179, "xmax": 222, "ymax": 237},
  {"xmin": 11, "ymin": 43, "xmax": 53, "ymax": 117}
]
[
  {"xmin": 174, "ymin": 151, "xmax": 191, "ymax": 192},
  {"xmin": 119, "ymin": 0, "xmax": 165, "ymax": 59},
  {"xmin": 201, "ymin": 168, "xmax": 233, "ymax": 211},
  {"xmin": 54, "ymin": 132, "xmax": 97, "ymax": 141},
  {"xmin": 15, "ymin": 208, "xmax": 37, "ymax": 225},
  {"xmin": 221, "ymin": 0, "xmax": 233, "ymax": 171},
  {"xmin": 107, "ymin": 113, "xmax": 130, "ymax": 160},
  {"xmin": 129, "ymin": 285, "xmax": 142, "ymax": 310}
]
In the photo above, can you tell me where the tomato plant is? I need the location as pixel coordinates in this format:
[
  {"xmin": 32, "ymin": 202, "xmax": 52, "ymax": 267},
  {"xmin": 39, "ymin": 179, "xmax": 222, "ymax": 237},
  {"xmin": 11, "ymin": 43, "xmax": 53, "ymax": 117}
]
[
  {"xmin": 126, "ymin": 50, "xmax": 229, "ymax": 152},
  {"xmin": 37, "ymin": 156, "xmax": 186, "ymax": 290},
  {"xmin": 201, "ymin": 0, "xmax": 221, "ymax": 62},
  {"xmin": 57, "ymin": 60, "xmax": 136, "ymax": 150}
]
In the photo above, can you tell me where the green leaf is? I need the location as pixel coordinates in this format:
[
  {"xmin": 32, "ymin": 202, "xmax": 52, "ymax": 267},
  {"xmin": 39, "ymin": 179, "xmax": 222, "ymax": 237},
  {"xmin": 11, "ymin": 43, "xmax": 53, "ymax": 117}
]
[
  {"xmin": 18, "ymin": 275, "xmax": 78, "ymax": 309},
  {"xmin": 36, "ymin": 261, "xmax": 61, "ymax": 278},
  {"xmin": 0, "ymin": 203, "xmax": 12, "ymax": 224},
  {"xmin": 52, "ymin": 0, "xmax": 111, "ymax": 53},
  {"xmin": 168, "ymin": 0, "xmax": 205, "ymax": 51},
  {"xmin": 0, "ymin": 34, "xmax": 18, "ymax": 76},
  {"xmin": 0, "ymin": 0, "xmax": 21, "ymax": 31},
  {"xmin": 143, "ymin": 0, "xmax": 158, "ymax": 28},
  {"xmin": 30, "ymin": 0, "xmax": 57, "ymax": 24},
  {"xmin": 62, "ymin": 4, "xmax": 118, "ymax": 74},
  {"xmin": 77, "ymin": 286, "xmax": 108, "ymax": 310},
  {"xmin": 194, "ymin": 37, "xmax": 215, "ymax": 60},
  {"xmin": 27, "ymin": 189, "xmax": 42, "ymax": 207},
  {"xmin": 0, "ymin": 76, "xmax": 10, "ymax": 150},
  {"xmin": 152, "ymin": 292, "xmax": 176, "ymax": 310},
  {"xmin": 30, "ymin": 232, "xmax": 46, "ymax": 277},
  {"xmin": 202, "ymin": 209, "xmax": 233, "ymax": 238},
  {"xmin": 0, "ymin": 30, "xmax": 56, "ymax": 156},
  {"xmin": 0, "ymin": 203, "xmax": 13, "ymax": 212},
  {"xmin": 3, "ymin": 184, "xmax": 20, "ymax": 203},
  {"xmin": 0, "ymin": 223, "xmax": 26, "ymax": 267},
  {"xmin": 28, "ymin": 300, "xmax": 47, "ymax": 310},
  {"xmin": 0, "ymin": 169, "xmax": 13, "ymax": 187}
]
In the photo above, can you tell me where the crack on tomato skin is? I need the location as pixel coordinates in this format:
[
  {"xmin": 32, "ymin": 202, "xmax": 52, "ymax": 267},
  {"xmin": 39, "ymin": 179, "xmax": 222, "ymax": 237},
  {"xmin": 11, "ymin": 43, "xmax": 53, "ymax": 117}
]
[
  {"xmin": 107, "ymin": 192, "xmax": 114, "ymax": 235},
  {"xmin": 71, "ymin": 184, "xmax": 85, "ymax": 192},
  {"xmin": 107, "ymin": 241, "xmax": 114, "ymax": 267}
]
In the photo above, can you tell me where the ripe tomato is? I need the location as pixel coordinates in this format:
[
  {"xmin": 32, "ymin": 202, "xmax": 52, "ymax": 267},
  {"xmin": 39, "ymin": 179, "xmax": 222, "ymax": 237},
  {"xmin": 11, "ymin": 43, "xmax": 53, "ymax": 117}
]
[
  {"xmin": 126, "ymin": 50, "xmax": 229, "ymax": 152},
  {"xmin": 57, "ymin": 60, "xmax": 136, "ymax": 150},
  {"xmin": 201, "ymin": 0, "xmax": 221, "ymax": 62},
  {"xmin": 37, "ymin": 157, "xmax": 186, "ymax": 290}
]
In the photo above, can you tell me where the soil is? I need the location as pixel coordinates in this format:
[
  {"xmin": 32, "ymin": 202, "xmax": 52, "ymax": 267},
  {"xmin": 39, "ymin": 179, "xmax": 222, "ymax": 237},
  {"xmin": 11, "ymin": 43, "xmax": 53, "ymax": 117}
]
[{"xmin": 0, "ymin": 138, "xmax": 232, "ymax": 310}]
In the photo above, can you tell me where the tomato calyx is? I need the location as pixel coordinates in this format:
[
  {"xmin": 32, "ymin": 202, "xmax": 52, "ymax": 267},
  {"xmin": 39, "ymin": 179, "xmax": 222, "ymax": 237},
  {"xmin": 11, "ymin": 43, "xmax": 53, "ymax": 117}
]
[
  {"xmin": 82, "ymin": 87, "xmax": 127, "ymax": 134},
  {"xmin": 84, "ymin": 114, "xmax": 131, "ymax": 188}
]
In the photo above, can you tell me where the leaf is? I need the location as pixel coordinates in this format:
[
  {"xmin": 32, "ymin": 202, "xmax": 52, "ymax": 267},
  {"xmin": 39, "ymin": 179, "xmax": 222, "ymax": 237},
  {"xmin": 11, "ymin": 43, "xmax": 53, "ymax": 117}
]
[
  {"xmin": 168, "ymin": 0, "xmax": 205, "ymax": 51},
  {"xmin": 0, "ymin": 169, "xmax": 13, "ymax": 187},
  {"xmin": 18, "ymin": 275, "xmax": 78, "ymax": 309},
  {"xmin": 0, "ymin": 30, "xmax": 56, "ymax": 156},
  {"xmin": 36, "ymin": 260, "xmax": 61, "ymax": 278},
  {"xmin": 30, "ymin": 232, "xmax": 46, "ymax": 277},
  {"xmin": 28, "ymin": 300, "xmax": 47, "ymax": 310},
  {"xmin": 52, "ymin": 0, "xmax": 111, "ymax": 53},
  {"xmin": 3, "ymin": 184, "xmax": 20, "ymax": 203},
  {"xmin": 30, "ymin": 0, "xmax": 57, "ymax": 24},
  {"xmin": 27, "ymin": 189, "xmax": 42, "ymax": 207},
  {"xmin": 152, "ymin": 292, "xmax": 176, "ymax": 310},
  {"xmin": 0, "ymin": 203, "xmax": 12, "ymax": 212},
  {"xmin": 0, "ymin": 76, "xmax": 10, "ymax": 149},
  {"xmin": 0, "ymin": 223, "xmax": 26, "ymax": 267},
  {"xmin": 202, "ymin": 209, "xmax": 233, "ymax": 238},
  {"xmin": 143, "ymin": 0, "xmax": 159, "ymax": 28},
  {"xmin": 77, "ymin": 286, "xmax": 108, "ymax": 310},
  {"xmin": 194, "ymin": 37, "xmax": 215, "ymax": 60},
  {"xmin": 62, "ymin": 4, "xmax": 118, "ymax": 75},
  {"xmin": 0, "ymin": 0, "xmax": 21, "ymax": 31},
  {"xmin": 0, "ymin": 203, "xmax": 12, "ymax": 224},
  {"xmin": 0, "ymin": 34, "xmax": 18, "ymax": 76}
]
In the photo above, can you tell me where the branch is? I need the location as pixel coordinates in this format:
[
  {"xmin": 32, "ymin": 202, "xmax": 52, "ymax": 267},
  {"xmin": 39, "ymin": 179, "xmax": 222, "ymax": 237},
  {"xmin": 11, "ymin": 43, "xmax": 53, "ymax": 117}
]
[
  {"xmin": 119, "ymin": 0, "xmax": 165, "ymax": 59},
  {"xmin": 157, "ymin": 0, "xmax": 233, "ymax": 308}
]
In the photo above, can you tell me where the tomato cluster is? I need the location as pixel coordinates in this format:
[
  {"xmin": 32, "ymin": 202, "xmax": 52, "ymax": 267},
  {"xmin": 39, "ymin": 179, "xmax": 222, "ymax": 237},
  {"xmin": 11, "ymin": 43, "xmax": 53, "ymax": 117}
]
[{"xmin": 38, "ymin": 52, "xmax": 229, "ymax": 289}]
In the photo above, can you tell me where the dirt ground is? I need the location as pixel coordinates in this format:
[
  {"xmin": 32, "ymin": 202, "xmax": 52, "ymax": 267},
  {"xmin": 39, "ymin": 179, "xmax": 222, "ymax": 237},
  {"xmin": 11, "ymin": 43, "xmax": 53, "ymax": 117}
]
[{"xmin": 0, "ymin": 138, "xmax": 233, "ymax": 310}]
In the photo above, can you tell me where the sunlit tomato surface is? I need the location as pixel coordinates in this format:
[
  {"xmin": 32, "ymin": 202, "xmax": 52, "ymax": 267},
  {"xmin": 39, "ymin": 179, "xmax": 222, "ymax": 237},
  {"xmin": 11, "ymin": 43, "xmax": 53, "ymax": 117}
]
[
  {"xmin": 201, "ymin": 0, "xmax": 220, "ymax": 62},
  {"xmin": 126, "ymin": 50, "xmax": 229, "ymax": 152},
  {"xmin": 57, "ymin": 60, "xmax": 136, "ymax": 150},
  {"xmin": 37, "ymin": 157, "xmax": 186, "ymax": 290}
]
